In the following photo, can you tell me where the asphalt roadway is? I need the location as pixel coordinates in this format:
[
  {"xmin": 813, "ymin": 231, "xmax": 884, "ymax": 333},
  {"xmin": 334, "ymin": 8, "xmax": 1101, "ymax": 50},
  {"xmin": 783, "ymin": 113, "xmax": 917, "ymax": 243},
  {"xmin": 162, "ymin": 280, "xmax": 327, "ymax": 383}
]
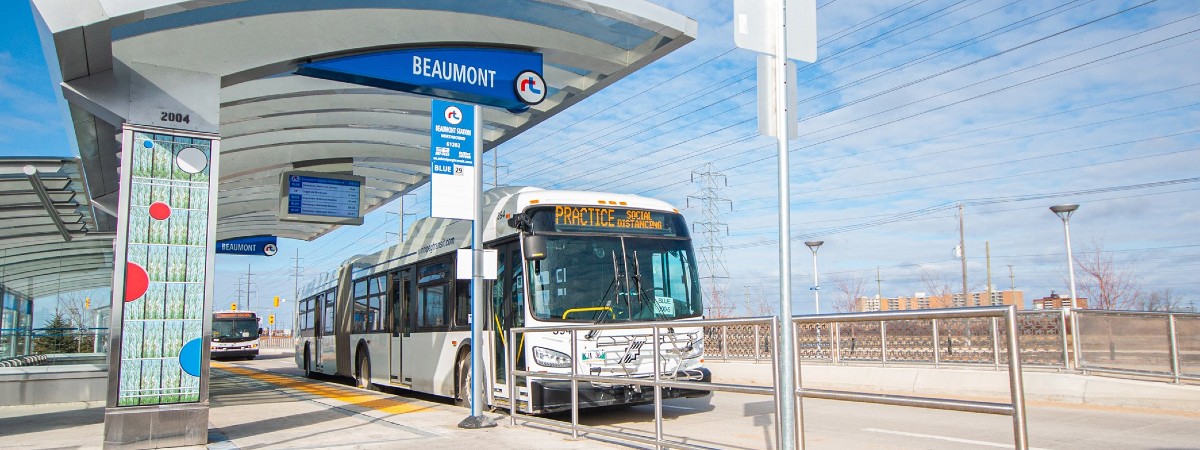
[{"xmin": 3, "ymin": 350, "xmax": 1200, "ymax": 449}]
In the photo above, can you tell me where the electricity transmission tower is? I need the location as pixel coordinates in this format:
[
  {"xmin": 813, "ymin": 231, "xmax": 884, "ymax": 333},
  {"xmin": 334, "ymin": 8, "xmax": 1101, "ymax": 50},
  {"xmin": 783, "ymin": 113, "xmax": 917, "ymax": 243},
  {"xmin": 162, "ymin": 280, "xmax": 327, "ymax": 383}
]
[{"xmin": 688, "ymin": 163, "xmax": 733, "ymax": 317}]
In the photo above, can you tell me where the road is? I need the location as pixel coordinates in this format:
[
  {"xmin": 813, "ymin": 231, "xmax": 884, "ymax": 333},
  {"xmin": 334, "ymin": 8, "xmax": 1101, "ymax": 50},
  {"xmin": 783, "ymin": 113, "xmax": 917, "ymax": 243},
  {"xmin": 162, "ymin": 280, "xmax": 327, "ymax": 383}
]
[{"xmin": 230, "ymin": 352, "xmax": 1200, "ymax": 449}]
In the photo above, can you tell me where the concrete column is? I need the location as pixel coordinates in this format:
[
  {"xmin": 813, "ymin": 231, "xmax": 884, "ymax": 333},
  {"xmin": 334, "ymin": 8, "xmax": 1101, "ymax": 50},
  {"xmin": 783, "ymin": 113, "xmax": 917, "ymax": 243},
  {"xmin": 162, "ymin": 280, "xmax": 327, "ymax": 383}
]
[{"xmin": 103, "ymin": 61, "xmax": 220, "ymax": 449}]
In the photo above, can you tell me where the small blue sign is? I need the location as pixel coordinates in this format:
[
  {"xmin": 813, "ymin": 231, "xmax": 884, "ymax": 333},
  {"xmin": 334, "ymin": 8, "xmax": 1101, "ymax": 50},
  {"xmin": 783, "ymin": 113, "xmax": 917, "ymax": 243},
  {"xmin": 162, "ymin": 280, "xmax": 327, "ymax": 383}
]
[
  {"xmin": 297, "ymin": 48, "xmax": 545, "ymax": 112},
  {"xmin": 431, "ymin": 99, "xmax": 476, "ymax": 174},
  {"xmin": 216, "ymin": 236, "xmax": 278, "ymax": 256}
]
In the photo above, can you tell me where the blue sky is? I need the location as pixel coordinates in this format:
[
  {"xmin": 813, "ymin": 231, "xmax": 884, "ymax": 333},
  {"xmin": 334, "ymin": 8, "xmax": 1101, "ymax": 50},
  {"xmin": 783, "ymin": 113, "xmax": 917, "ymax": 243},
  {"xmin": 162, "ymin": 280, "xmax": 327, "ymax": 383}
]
[{"xmin": 7, "ymin": 1, "xmax": 1200, "ymax": 329}]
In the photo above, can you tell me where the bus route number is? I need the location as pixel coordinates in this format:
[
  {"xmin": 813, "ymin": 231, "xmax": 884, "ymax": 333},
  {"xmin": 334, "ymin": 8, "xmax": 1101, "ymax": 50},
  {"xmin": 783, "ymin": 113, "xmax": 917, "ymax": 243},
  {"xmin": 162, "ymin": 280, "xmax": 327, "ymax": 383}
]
[{"xmin": 161, "ymin": 112, "xmax": 191, "ymax": 124}]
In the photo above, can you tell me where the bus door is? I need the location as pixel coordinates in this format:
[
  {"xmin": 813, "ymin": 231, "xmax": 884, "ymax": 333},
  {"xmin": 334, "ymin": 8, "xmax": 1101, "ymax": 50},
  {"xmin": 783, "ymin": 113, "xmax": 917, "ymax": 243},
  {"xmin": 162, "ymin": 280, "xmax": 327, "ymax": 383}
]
[
  {"xmin": 389, "ymin": 268, "xmax": 414, "ymax": 386},
  {"xmin": 316, "ymin": 290, "xmax": 336, "ymax": 373},
  {"xmin": 491, "ymin": 241, "xmax": 526, "ymax": 401}
]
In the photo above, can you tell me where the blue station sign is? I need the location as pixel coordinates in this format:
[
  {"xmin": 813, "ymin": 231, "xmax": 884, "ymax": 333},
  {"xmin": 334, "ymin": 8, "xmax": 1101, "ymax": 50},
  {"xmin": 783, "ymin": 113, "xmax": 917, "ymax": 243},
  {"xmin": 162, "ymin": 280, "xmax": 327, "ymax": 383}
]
[
  {"xmin": 216, "ymin": 236, "xmax": 278, "ymax": 257},
  {"xmin": 297, "ymin": 48, "xmax": 545, "ymax": 111}
]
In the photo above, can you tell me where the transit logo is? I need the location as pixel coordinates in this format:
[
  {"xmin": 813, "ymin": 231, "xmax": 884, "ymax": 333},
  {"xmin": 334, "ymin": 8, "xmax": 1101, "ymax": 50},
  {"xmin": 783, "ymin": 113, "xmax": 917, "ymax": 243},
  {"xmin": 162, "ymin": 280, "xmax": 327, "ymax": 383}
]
[
  {"xmin": 444, "ymin": 105, "xmax": 463, "ymax": 125},
  {"xmin": 514, "ymin": 70, "xmax": 546, "ymax": 105}
]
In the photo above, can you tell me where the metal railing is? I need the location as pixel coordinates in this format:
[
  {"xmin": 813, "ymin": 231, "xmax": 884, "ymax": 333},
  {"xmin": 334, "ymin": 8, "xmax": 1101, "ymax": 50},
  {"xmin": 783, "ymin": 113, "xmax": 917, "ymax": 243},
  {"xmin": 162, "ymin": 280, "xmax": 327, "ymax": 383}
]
[
  {"xmin": 1072, "ymin": 310, "xmax": 1200, "ymax": 383},
  {"xmin": 706, "ymin": 309, "xmax": 1071, "ymax": 370},
  {"xmin": 508, "ymin": 317, "xmax": 778, "ymax": 450},
  {"xmin": 507, "ymin": 307, "xmax": 1029, "ymax": 449},
  {"xmin": 705, "ymin": 308, "xmax": 1200, "ymax": 385}
]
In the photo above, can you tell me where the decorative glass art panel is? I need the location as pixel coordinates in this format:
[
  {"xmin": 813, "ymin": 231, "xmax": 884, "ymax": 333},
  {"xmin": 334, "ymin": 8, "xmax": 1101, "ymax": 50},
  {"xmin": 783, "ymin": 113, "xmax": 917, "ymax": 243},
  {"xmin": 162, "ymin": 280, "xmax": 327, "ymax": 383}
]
[{"xmin": 117, "ymin": 131, "xmax": 211, "ymax": 406}]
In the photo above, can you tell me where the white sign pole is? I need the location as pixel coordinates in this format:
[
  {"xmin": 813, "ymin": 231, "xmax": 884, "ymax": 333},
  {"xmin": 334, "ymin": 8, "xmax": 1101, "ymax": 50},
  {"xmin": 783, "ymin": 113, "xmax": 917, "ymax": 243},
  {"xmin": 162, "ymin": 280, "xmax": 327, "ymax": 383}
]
[
  {"xmin": 772, "ymin": 1, "xmax": 802, "ymax": 447},
  {"xmin": 469, "ymin": 106, "xmax": 490, "ymax": 424}
]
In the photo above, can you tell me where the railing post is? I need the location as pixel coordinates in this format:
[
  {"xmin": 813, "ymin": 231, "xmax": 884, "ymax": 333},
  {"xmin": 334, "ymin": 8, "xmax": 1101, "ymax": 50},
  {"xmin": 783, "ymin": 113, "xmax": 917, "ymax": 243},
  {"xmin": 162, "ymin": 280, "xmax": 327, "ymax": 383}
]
[
  {"xmin": 992, "ymin": 317, "xmax": 1001, "ymax": 370},
  {"xmin": 1071, "ymin": 309, "xmax": 1083, "ymax": 372},
  {"xmin": 1005, "ymin": 306, "xmax": 1029, "ymax": 450},
  {"xmin": 932, "ymin": 318, "xmax": 940, "ymax": 369},
  {"xmin": 722, "ymin": 325, "xmax": 729, "ymax": 361},
  {"xmin": 880, "ymin": 320, "xmax": 888, "ymax": 366},
  {"xmin": 1169, "ymin": 313, "xmax": 1181, "ymax": 384},
  {"xmin": 754, "ymin": 325, "xmax": 761, "ymax": 363},
  {"xmin": 833, "ymin": 322, "xmax": 841, "ymax": 365},
  {"xmin": 653, "ymin": 325, "xmax": 664, "ymax": 449},
  {"xmin": 1060, "ymin": 309, "xmax": 1071, "ymax": 371},
  {"xmin": 570, "ymin": 329, "xmax": 579, "ymax": 440}
]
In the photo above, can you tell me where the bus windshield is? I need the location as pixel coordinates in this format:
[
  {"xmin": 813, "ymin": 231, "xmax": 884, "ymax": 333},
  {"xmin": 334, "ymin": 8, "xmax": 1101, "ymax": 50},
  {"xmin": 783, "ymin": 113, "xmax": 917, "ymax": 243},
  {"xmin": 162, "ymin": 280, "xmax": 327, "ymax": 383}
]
[
  {"xmin": 528, "ymin": 235, "xmax": 703, "ymax": 322},
  {"xmin": 212, "ymin": 317, "xmax": 259, "ymax": 341}
]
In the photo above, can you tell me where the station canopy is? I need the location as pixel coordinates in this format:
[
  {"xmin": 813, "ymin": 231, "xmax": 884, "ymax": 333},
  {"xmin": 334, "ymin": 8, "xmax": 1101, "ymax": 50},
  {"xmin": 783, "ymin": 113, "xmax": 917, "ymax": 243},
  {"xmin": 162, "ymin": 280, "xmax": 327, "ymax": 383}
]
[{"xmin": 16, "ymin": 0, "xmax": 696, "ymax": 296}]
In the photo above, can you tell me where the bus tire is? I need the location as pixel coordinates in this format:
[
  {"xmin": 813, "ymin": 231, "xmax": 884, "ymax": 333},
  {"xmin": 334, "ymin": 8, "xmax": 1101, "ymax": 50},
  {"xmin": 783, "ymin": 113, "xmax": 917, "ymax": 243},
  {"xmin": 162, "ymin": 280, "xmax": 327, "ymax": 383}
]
[
  {"xmin": 455, "ymin": 351, "xmax": 471, "ymax": 408},
  {"xmin": 356, "ymin": 351, "xmax": 377, "ymax": 391},
  {"xmin": 303, "ymin": 346, "xmax": 313, "ymax": 378}
]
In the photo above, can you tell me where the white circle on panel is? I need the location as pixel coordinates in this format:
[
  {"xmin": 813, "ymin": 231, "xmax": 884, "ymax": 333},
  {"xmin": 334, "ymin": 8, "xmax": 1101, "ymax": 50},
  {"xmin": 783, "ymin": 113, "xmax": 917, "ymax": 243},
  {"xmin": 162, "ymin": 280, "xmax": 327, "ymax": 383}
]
[
  {"xmin": 445, "ymin": 106, "xmax": 463, "ymax": 125},
  {"xmin": 176, "ymin": 147, "xmax": 208, "ymax": 174}
]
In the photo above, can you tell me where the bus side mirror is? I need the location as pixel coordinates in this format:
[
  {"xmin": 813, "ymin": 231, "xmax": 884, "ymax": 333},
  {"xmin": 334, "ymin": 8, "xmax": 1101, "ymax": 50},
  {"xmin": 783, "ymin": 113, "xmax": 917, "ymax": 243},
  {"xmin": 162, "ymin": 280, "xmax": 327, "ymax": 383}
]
[{"xmin": 523, "ymin": 234, "xmax": 547, "ymax": 261}]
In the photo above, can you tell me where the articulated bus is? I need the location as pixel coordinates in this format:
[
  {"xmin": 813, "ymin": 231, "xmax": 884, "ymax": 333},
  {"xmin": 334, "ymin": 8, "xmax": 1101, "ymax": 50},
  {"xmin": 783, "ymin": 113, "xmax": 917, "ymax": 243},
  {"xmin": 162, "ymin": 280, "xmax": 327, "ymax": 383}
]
[
  {"xmin": 211, "ymin": 310, "xmax": 260, "ymax": 360},
  {"xmin": 294, "ymin": 187, "xmax": 711, "ymax": 413}
]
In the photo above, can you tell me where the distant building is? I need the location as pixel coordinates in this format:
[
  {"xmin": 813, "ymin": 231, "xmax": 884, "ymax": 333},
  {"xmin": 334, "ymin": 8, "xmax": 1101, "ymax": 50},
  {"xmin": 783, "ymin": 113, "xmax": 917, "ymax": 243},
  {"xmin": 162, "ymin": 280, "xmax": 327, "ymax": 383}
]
[
  {"xmin": 856, "ymin": 289, "xmax": 1024, "ymax": 312},
  {"xmin": 1032, "ymin": 291, "xmax": 1087, "ymax": 309}
]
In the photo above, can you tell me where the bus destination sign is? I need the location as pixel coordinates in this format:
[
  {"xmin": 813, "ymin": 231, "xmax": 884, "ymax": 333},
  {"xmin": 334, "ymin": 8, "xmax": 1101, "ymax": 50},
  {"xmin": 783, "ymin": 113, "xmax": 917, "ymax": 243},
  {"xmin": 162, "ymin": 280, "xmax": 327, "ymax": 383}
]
[{"xmin": 554, "ymin": 206, "xmax": 665, "ymax": 232}]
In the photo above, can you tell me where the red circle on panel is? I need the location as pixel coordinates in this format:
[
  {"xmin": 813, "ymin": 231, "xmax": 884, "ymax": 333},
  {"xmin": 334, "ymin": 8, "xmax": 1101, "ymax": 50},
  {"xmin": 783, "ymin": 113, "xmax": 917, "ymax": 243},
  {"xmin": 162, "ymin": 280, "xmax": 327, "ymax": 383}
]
[
  {"xmin": 149, "ymin": 202, "xmax": 172, "ymax": 221},
  {"xmin": 125, "ymin": 262, "xmax": 149, "ymax": 303}
]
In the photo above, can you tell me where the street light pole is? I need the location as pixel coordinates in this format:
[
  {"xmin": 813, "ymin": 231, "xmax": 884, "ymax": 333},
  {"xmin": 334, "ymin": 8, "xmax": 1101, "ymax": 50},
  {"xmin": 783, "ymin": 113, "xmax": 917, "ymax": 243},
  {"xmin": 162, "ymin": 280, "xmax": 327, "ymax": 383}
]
[
  {"xmin": 805, "ymin": 241, "xmax": 824, "ymax": 314},
  {"xmin": 1050, "ymin": 204, "xmax": 1080, "ymax": 309}
]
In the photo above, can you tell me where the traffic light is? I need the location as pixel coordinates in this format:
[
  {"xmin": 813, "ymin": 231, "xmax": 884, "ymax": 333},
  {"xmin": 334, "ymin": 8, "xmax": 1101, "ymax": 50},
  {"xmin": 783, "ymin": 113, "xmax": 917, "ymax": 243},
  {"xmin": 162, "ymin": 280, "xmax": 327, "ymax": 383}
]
[
  {"xmin": 268, "ymin": 314, "xmax": 275, "ymax": 325},
  {"xmin": 85, "ymin": 297, "xmax": 90, "ymax": 309},
  {"xmin": 273, "ymin": 296, "xmax": 280, "ymax": 308},
  {"xmin": 230, "ymin": 303, "xmax": 237, "ymax": 311}
]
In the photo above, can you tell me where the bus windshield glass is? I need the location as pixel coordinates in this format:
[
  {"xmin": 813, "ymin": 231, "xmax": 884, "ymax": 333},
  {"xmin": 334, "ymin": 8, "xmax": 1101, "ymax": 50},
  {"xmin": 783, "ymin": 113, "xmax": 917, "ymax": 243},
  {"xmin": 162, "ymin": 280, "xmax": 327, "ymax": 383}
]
[
  {"xmin": 527, "ymin": 233, "xmax": 703, "ymax": 322},
  {"xmin": 213, "ymin": 316, "xmax": 259, "ymax": 341}
]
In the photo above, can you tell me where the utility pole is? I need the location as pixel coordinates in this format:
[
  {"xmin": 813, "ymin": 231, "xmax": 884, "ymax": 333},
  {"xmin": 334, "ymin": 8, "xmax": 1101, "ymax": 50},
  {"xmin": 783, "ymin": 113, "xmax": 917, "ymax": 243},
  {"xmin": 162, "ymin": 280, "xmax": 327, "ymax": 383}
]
[
  {"xmin": 958, "ymin": 203, "xmax": 968, "ymax": 307},
  {"xmin": 986, "ymin": 241, "xmax": 993, "ymax": 306},
  {"xmin": 689, "ymin": 163, "xmax": 732, "ymax": 317},
  {"xmin": 245, "ymin": 264, "xmax": 251, "ymax": 311},
  {"xmin": 1008, "ymin": 264, "xmax": 1015, "ymax": 292},
  {"xmin": 876, "ymin": 267, "xmax": 883, "ymax": 307},
  {"xmin": 484, "ymin": 148, "xmax": 507, "ymax": 189}
]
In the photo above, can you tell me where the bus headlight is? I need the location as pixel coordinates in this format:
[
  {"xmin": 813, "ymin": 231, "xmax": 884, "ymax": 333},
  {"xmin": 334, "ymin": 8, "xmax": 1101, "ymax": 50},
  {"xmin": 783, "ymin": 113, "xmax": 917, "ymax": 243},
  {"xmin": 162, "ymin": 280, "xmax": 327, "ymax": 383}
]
[
  {"xmin": 682, "ymin": 340, "xmax": 703, "ymax": 359},
  {"xmin": 532, "ymin": 346, "xmax": 572, "ymax": 368}
]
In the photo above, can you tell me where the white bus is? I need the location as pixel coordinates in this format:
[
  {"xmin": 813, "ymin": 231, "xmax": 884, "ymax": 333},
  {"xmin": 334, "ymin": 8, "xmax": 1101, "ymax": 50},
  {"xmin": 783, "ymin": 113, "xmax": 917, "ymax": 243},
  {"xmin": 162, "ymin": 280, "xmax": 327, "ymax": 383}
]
[
  {"xmin": 294, "ymin": 187, "xmax": 710, "ymax": 413},
  {"xmin": 212, "ymin": 310, "xmax": 260, "ymax": 360}
]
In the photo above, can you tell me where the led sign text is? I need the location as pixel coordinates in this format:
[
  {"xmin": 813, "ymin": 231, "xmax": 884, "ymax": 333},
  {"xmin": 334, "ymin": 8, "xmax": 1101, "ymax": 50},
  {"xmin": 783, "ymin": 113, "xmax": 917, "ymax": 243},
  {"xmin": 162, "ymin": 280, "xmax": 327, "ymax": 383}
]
[{"xmin": 554, "ymin": 206, "xmax": 665, "ymax": 231}]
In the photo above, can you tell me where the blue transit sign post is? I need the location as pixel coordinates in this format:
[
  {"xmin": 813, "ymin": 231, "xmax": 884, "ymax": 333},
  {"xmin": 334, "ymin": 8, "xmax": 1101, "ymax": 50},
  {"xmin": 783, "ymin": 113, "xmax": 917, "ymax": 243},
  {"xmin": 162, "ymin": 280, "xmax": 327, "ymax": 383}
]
[{"xmin": 430, "ymin": 99, "xmax": 479, "ymax": 221}]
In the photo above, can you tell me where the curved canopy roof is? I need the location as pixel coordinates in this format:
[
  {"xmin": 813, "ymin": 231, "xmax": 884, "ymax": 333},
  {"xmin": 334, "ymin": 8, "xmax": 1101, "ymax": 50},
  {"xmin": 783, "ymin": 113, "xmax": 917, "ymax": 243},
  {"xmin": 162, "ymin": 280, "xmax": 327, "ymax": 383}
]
[
  {"xmin": 33, "ymin": 0, "xmax": 696, "ymax": 244},
  {"xmin": 0, "ymin": 158, "xmax": 113, "ymax": 298}
]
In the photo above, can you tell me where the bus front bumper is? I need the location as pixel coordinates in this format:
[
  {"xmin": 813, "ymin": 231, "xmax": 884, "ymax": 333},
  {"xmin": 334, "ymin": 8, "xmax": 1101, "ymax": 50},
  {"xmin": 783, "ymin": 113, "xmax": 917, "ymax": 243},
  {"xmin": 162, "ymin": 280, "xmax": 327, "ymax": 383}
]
[
  {"xmin": 211, "ymin": 346, "xmax": 259, "ymax": 359},
  {"xmin": 530, "ymin": 367, "xmax": 711, "ymax": 414}
]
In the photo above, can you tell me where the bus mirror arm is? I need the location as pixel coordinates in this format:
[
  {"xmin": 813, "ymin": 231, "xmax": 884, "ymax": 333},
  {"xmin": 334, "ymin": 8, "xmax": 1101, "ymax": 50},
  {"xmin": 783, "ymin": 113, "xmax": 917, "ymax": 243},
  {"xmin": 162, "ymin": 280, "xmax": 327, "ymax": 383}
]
[{"xmin": 508, "ymin": 213, "xmax": 532, "ymax": 232}]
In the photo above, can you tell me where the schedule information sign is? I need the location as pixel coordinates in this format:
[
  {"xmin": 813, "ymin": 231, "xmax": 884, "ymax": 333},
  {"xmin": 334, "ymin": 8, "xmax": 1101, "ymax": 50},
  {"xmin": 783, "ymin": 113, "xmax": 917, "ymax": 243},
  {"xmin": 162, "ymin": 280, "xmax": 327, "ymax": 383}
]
[{"xmin": 279, "ymin": 172, "xmax": 365, "ymax": 225}]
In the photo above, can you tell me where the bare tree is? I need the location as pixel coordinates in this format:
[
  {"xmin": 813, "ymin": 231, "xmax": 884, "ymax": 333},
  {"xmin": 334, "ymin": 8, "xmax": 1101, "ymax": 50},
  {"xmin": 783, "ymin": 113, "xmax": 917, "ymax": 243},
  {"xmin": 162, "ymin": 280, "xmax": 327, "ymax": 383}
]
[
  {"xmin": 56, "ymin": 292, "xmax": 95, "ymax": 352},
  {"xmin": 743, "ymin": 285, "xmax": 776, "ymax": 317},
  {"xmin": 919, "ymin": 266, "xmax": 956, "ymax": 307},
  {"xmin": 1074, "ymin": 238, "xmax": 1142, "ymax": 310},
  {"xmin": 1137, "ymin": 288, "xmax": 1186, "ymax": 312},
  {"xmin": 828, "ymin": 272, "xmax": 867, "ymax": 313}
]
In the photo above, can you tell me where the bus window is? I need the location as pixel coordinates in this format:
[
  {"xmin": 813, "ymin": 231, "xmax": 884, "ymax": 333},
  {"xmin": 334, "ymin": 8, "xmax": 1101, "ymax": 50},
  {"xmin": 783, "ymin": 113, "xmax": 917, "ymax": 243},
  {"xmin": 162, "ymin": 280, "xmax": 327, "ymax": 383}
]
[{"xmin": 417, "ymin": 284, "xmax": 447, "ymax": 328}]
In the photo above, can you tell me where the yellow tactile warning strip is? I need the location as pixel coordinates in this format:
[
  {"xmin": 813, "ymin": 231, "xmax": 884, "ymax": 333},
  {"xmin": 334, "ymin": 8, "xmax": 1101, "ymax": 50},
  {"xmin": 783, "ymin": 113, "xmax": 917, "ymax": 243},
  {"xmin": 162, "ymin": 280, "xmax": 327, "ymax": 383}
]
[{"xmin": 212, "ymin": 362, "xmax": 433, "ymax": 415}]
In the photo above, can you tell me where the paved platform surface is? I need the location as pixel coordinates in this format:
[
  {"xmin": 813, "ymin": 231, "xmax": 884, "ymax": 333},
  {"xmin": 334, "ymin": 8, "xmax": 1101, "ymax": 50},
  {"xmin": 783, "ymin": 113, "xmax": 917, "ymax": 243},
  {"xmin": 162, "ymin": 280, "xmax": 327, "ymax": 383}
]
[{"xmin": 0, "ymin": 350, "xmax": 617, "ymax": 449}]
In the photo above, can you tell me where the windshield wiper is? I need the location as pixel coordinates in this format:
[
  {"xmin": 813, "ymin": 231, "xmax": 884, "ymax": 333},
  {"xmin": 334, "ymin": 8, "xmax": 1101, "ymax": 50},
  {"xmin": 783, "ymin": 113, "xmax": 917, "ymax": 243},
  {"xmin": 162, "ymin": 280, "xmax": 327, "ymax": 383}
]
[{"xmin": 630, "ymin": 250, "xmax": 658, "ymax": 320}]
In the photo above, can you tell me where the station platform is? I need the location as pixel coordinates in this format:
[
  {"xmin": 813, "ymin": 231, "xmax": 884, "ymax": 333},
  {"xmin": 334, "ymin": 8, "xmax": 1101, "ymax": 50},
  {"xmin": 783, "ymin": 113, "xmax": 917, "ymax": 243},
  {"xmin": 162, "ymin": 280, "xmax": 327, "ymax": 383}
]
[{"xmin": 0, "ymin": 350, "xmax": 616, "ymax": 449}]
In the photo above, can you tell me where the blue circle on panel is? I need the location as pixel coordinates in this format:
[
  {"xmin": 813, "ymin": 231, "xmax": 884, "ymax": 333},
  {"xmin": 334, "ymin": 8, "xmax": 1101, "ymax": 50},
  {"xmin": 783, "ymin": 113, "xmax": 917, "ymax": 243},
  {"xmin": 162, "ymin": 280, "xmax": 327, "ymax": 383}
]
[
  {"xmin": 179, "ymin": 338, "xmax": 203, "ymax": 377},
  {"xmin": 143, "ymin": 140, "xmax": 153, "ymax": 148}
]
